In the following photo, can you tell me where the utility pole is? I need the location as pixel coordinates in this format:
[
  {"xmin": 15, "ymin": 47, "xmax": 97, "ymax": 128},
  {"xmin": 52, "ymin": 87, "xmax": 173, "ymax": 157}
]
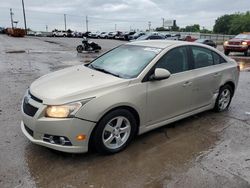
[
  {"xmin": 86, "ymin": 16, "xmax": 88, "ymax": 32},
  {"xmin": 64, "ymin": 14, "xmax": 67, "ymax": 31},
  {"xmin": 46, "ymin": 25, "xmax": 48, "ymax": 32},
  {"xmin": 162, "ymin": 18, "xmax": 165, "ymax": 28},
  {"xmin": 21, "ymin": 0, "xmax": 27, "ymax": 34},
  {"xmin": 10, "ymin": 8, "xmax": 14, "ymax": 29},
  {"xmin": 148, "ymin": 21, "xmax": 151, "ymax": 31}
]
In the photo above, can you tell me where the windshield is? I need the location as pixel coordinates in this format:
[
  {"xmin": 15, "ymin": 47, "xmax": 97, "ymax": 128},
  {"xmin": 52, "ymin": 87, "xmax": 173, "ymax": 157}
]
[
  {"xmin": 88, "ymin": 45, "xmax": 161, "ymax": 79},
  {"xmin": 235, "ymin": 34, "xmax": 250, "ymax": 39}
]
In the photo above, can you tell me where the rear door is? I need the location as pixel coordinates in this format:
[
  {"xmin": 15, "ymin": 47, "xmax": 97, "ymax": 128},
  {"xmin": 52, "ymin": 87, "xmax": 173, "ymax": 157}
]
[{"xmin": 188, "ymin": 46, "xmax": 222, "ymax": 110}]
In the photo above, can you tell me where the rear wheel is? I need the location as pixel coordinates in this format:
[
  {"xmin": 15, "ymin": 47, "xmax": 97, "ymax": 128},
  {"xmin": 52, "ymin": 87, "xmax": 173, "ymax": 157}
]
[
  {"xmin": 76, "ymin": 45, "xmax": 83, "ymax": 53},
  {"xmin": 91, "ymin": 109, "xmax": 137, "ymax": 154},
  {"xmin": 224, "ymin": 50, "xmax": 230, "ymax": 56},
  {"xmin": 214, "ymin": 84, "xmax": 233, "ymax": 112}
]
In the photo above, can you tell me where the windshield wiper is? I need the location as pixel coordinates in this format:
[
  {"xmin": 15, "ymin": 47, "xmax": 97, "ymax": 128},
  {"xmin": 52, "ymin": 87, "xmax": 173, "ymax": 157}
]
[{"xmin": 88, "ymin": 64, "xmax": 121, "ymax": 78}]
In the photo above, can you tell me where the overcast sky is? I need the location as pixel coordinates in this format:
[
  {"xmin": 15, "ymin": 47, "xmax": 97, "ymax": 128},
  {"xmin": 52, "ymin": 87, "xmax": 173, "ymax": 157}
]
[{"xmin": 0, "ymin": 0, "xmax": 249, "ymax": 32}]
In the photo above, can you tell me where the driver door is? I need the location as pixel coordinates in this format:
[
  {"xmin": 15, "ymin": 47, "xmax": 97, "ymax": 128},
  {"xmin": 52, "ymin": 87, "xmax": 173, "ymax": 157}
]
[{"xmin": 146, "ymin": 46, "xmax": 194, "ymax": 125}]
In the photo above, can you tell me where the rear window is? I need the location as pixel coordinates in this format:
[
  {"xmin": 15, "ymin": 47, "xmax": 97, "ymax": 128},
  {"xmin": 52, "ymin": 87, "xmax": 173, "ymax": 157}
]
[
  {"xmin": 212, "ymin": 52, "xmax": 227, "ymax": 65},
  {"xmin": 191, "ymin": 46, "xmax": 213, "ymax": 68}
]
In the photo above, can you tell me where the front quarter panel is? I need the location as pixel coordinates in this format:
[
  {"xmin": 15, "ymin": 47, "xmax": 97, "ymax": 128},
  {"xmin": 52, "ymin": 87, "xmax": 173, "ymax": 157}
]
[{"xmin": 75, "ymin": 81, "xmax": 147, "ymax": 127}]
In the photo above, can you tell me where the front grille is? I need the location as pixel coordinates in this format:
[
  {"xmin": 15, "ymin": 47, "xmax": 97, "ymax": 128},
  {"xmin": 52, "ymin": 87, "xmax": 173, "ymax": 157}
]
[
  {"xmin": 229, "ymin": 41, "xmax": 240, "ymax": 45},
  {"xmin": 24, "ymin": 124, "xmax": 34, "ymax": 137},
  {"xmin": 23, "ymin": 102, "xmax": 38, "ymax": 117},
  {"xmin": 28, "ymin": 90, "xmax": 43, "ymax": 103}
]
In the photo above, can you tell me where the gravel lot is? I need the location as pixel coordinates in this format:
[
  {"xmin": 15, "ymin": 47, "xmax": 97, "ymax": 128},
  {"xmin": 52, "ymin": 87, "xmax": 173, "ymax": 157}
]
[{"xmin": 1, "ymin": 35, "xmax": 250, "ymax": 188}]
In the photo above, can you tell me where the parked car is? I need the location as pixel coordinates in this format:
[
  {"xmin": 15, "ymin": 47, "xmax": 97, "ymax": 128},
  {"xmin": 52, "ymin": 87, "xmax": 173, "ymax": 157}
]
[
  {"xmin": 135, "ymin": 33, "xmax": 165, "ymax": 40},
  {"xmin": 21, "ymin": 40, "xmax": 239, "ymax": 154},
  {"xmin": 27, "ymin": 31, "xmax": 36, "ymax": 36},
  {"xmin": 165, "ymin": 33, "xmax": 181, "ymax": 40},
  {"xmin": 179, "ymin": 35, "xmax": 197, "ymax": 42},
  {"xmin": 72, "ymin": 31, "xmax": 83, "ymax": 38},
  {"xmin": 128, "ymin": 32, "xmax": 145, "ymax": 40},
  {"xmin": 195, "ymin": 39, "xmax": 217, "ymax": 48},
  {"xmin": 100, "ymin": 32, "xmax": 109, "ymax": 39},
  {"xmin": 0, "ymin": 27, "xmax": 5, "ymax": 34},
  {"xmin": 114, "ymin": 31, "xmax": 123, "ymax": 40},
  {"xmin": 223, "ymin": 33, "xmax": 250, "ymax": 56},
  {"xmin": 122, "ymin": 31, "xmax": 136, "ymax": 40},
  {"xmin": 34, "ymin": 31, "xmax": 43, "ymax": 37},
  {"xmin": 107, "ymin": 31, "xmax": 119, "ymax": 39},
  {"xmin": 52, "ymin": 30, "xmax": 67, "ymax": 37},
  {"xmin": 89, "ymin": 31, "xmax": 101, "ymax": 38}
]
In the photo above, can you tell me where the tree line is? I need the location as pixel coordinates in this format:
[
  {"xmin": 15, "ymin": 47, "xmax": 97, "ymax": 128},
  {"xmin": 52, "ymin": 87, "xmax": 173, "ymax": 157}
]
[{"xmin": 156, "ymin": 11, "xmax": 250, "ymax": 35}]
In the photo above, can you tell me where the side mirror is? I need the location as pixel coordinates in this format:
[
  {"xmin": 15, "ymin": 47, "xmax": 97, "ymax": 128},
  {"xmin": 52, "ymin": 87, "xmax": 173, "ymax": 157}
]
[{"xmin": 150, "ymin": 68, "xmax": 171, "ymax": 81}]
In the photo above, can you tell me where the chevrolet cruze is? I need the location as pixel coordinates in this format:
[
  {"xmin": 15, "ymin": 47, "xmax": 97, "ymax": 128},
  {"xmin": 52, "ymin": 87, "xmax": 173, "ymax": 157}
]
[{"xmin": 21, "ymin": 40, "xmax": 239, "ymax": 154}]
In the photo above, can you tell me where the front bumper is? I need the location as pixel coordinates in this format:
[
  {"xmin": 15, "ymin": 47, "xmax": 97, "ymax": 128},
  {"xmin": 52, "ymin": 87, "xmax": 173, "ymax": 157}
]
[
  {"xmin": 224, "ymin": 45, "xmax": 248, "ymax": 52},
  {"xmin": 21, "ymin": 93, "xmax": 96, "ymax": 153}
]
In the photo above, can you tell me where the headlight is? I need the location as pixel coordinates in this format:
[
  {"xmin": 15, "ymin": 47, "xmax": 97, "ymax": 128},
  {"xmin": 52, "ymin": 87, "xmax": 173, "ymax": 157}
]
[
  {"xmin": 224, "ymin": 41, "xmax": 228, "ymax": 45},
  {"xmin": 242, "ymin": 41, "xmax": 248, "ymax": 46},
  {"xmin": 45, "ymin": 99, "xmax": 93, "ymax": 118}
]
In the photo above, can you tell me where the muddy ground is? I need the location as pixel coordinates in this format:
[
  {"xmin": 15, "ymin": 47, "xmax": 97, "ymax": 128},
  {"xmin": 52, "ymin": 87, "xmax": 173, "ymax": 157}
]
[{"xmin": 0, "ymin": 35, "xmax": 250, "ymax": 188}]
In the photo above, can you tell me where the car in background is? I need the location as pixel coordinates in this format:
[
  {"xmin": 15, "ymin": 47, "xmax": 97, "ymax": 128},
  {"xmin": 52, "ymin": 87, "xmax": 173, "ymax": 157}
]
[
  {"xmin": 122, "ymin": 31, "xmax": 136, "ymax": 40},
  {"xmin": 27, "ymin": 31, "xmax": 36, "ymax": 36},
  {"xmin": 165, "ymin": 33, "xmax": 181, "ymax": 40},
  {"xmin": 89, "ymin": 31, "xmax": 101, "ymax": 38},
  {"xmin": 179, "ymin": 35, "xmax": 197, "ymax": 42},
  {"xmin": 107, "ymin": 32, "xmax": 116, "ymax": 39},
  {"xmin": 135, "ymin": 33, "xmax": 165, "ymax": 41},
  {"xmin": 100, "ymin": 32, "xmax": 109, "ymax": 39},
  {"xmin": 223, "ymin": 33, "xmax": 250, "ymax": 56},
  {"xmin": 21, "ymin": 40, "xmax": 239, "ymax": 154},
  {"xmin": 72, "ymin": 31, "xmax": 83, "ymax": 38},
  {"xmin": 114, "ymin": 31, "xmax": 124, "ymax": 40},
  {"xmin": 52, "ymin": 30, "xmax": 67, "ymax": 37},
  {"xmin": 0, "ymin": 27, "xmax": 5, "ymax": 34},
  {"xmin": 195, "ymin": 39, "xmax": 217, "ymax": 48},
  {"xmin": 128, "ymin": 32, "xmax": 145, "ymax": 40}
]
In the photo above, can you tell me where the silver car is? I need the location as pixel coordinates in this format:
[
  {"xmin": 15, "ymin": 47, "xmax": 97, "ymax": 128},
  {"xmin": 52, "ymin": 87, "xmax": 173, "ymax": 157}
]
[{"xmin": 21, "ymin": 40, "xmax": 239, "ymax": 154}]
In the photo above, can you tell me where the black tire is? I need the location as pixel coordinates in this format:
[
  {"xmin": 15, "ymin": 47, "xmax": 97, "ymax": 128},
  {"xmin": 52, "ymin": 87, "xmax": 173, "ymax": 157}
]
[
  {"xmin": 76, "ymin": 45, "xmax": 83, "ymax": 53},
  {"xmin": 224, "ymin": 50, "xmax": 230, "ymax": 56},
  {"xmin": 91, "ymin": 109, "xmax": 137, "ymax": 154},
  {"xmin": 244, "ymin": 48, "xmax": 250, "ymax": 56},
  {"xmin": 214, "ymin": 84, "xmax": 233, "ymax": 112}
]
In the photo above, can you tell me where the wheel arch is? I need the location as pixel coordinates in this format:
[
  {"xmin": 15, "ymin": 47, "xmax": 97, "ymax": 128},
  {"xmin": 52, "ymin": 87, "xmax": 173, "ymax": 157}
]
[
  {"xmin": 221, "ymin": 81, "xmax": 235, "ymax": 96},
  {"xmin": 88, "ymin": 105, "xmax": 140, "ymax": 150}
]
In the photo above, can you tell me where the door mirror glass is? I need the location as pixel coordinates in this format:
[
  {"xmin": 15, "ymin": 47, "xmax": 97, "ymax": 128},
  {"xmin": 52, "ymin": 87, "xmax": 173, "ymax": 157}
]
[{"xmin": 150, "ymin": 68, "xmax": 171, "ymax": 81}]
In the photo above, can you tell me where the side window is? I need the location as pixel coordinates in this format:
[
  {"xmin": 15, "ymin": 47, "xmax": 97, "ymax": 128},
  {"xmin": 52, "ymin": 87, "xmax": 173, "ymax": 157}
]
[
  {"xmin": 191, "ymin": 46, "xmax": 213, "ymax": 68},
  {"xmin": 213, "ymin": 52, "xmax": 227, "ymax": 65},
  {"xmin": 212, "ymin": 52, "xmax": 221, "ymax": 65},
  {"xmin": 155, "ymin": 47, "xmax": 189, "ymax": 74}
]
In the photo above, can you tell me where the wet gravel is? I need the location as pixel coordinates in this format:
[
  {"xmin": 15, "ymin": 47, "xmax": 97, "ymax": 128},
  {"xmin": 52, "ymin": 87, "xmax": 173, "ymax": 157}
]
[{"xmin": 0, "ymin": 35, "xmax": 250, "ymax": 188}]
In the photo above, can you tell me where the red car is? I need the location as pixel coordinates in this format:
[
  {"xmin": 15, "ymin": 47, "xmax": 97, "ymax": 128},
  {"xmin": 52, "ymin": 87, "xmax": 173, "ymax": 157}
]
[{"xmin": 223, "ymin": 33, "xmax": 250, "ymax": 56}]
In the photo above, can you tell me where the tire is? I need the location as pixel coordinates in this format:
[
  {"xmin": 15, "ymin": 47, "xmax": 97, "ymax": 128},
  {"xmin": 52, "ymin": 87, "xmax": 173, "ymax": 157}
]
[
  {"xmin": 224, "ymin": 50, "xmax": 230, "ymax": 55},
  {"xmin": 76, "ymin": 45, "xmax": 83, "ymax": 53},
  {"xmin": 244, "ymin": 48, "xmax": 250, "ymax": 56},
  {"xmin": 91, "ymin": 109, "xmax": 137, "ymax": 154},
  {"xmin": 214, "ymin": 84, "xmax": 233, "ymax": 112}
]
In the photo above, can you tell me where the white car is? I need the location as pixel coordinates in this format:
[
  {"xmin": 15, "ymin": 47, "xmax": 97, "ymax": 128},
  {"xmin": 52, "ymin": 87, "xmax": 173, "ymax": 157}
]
[
  {"xmin": 21, "ymin": 40, "xmax": 239, "ymax": 154},
  {"xmin": 52, "ymin": 30, "xmax": 67, "ymax": 37}
]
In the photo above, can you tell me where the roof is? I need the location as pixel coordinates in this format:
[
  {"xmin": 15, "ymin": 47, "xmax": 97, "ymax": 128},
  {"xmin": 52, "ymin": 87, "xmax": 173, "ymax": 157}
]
[{"xmin": 127, "ymin": 40, "xmax": 188, "ymax": 49}]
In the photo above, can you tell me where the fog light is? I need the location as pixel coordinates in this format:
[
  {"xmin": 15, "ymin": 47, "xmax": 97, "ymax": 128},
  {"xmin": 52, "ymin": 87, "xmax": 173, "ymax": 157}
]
[
  {"xmin": 76, "ymin": 134, "xmax": 86, "ymax": 141},
  {"xmin": 59, "ymin": 137, "xmax": 66, "ymax": 145},
  {"xmin": 49, "ymin": 136, "xmax": 55, "ymax": 144}
]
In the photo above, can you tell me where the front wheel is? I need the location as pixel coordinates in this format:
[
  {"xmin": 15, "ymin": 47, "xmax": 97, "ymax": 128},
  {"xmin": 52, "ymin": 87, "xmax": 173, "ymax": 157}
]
[
  {"xmin": 244, "ymin": 48, "xmax": 250, "ymax": 56},
  {"xmin": 214, "ymin": 85, "xmax": 233, "ymax": 112},
  {"xmin": 91, "ymin": 109, "xmax": 137, "ymax": 154},
  {"xmin": 76, "ymin": 45, "xmax": 83, "ymax": 53}
]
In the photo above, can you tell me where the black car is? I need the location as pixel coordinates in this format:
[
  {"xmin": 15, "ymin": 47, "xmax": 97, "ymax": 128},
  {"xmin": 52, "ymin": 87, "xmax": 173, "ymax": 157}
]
[
  {"xmin": 122, "ymin": 31, "xmax": 136, "ymax": 40},
  {"xmin": 195, "ymin": 39, "xmax": 217, "ymax": 48},
  {"xmin": 128, "ymin": 32, "xmax": 146, "ymax": 40}
]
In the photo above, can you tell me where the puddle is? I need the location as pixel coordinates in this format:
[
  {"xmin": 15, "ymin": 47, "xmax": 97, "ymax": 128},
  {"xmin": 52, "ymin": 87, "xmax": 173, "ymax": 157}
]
[{"xmin": 232, "ymin": 57, "xmax": 250, "ymax": 71}]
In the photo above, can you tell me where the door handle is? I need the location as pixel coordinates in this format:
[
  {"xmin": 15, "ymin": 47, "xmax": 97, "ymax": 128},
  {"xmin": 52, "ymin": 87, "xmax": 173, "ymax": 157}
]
[{"xmin": 183, "ymin": 81, "xmax": 192, "ymax": 87}]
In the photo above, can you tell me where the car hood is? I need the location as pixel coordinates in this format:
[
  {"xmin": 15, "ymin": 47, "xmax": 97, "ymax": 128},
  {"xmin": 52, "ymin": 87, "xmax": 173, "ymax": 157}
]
[{"xmin": 30, "ymin": 65, "xmax": 129, "ymax": 105}]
